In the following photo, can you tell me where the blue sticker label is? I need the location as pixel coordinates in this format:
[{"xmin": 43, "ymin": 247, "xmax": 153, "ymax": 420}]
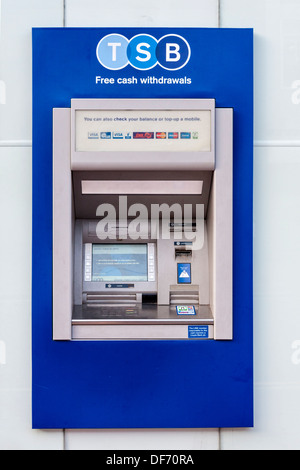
[
  {"xmin": 177, "ymin": 263, "xmax": 191, "ymax": 284},
  {"xmin": 176, "ymin": 305, "xmax": 196, "ymax": 315},
  {"xmin": 100, "ymin": 132, "xmax": 111, "ymax": 139},
  {"xmin": 188, "ymin": 325, "xmax": 209, "ymax": 338},
  {"xmin": 112, "ymin": 132, "xmax": 123, "ymax": 139},
  {"xmin": 180, "ymin": 132, "xmax": 191, "ymax": 139},
  {"xmin": 174, "ymin": 241, "xmax": 193, "ymax": 246},
  {"xmin": 168, "ymin": 132, "xmax": 179, "ymax": 139}
]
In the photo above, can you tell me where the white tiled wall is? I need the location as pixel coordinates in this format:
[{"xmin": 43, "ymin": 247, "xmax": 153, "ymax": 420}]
[
  {"xmin": 0, "ymin": 0, "xmax": 64, "ymax": 451},
  {"xmin": 221, "ymin": 0, "xmax": 300, "ymax": 144},
  {"xmin": 65, "ymin": 429, "xmax": 220, "ymax": 451},
  {"xmin": 65, "ymin": 0, "xmax": 219, "ymax": 27},
  {"xmin": 0, "ymin": 0, "xmax": 63, "ymax": 143},
  {"xmin": 221, "ymin": 0, "xmax": 300, "ymax": 450},
  {"xmin": 1, "ymin": 0, "xmax": 300, "ymax": 450}
]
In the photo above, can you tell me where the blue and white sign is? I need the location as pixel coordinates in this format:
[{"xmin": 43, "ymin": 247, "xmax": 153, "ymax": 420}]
[
  {"xmin": 96, "ymin": 33, "xmax": 190, "ymax": 71},
  {"xmin": 177, "ymin": 263, "xmax": 191, "ymax": 284},
  {"xmin": 188, "ymin": 325, "xmax": 209, "ymax": 338},
  {"xmin": 96, "ymin": 33, "xmax": 129, "ymax": 70},
  {"xmin": 32, "ymin": 27, "xmax": 253, "ymax": 429}
]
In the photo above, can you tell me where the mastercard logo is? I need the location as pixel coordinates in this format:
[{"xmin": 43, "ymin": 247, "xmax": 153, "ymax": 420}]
[{"xmin": 156, "ymin": 132, "xmax": 166, "ymax": 139}]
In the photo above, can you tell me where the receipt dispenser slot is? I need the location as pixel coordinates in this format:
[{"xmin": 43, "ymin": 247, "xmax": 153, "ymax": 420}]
[{"xmin": 52, "ymin": 98, "xmax": 232, "ymax": 341}]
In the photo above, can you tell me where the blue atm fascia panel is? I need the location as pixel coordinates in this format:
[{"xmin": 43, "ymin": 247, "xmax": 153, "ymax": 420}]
[{"xmin": 32, "ymin": 27, "xmax": 253, "ymax": 428}]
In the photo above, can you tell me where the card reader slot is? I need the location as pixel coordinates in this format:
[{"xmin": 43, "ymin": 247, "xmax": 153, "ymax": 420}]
[
  {"xmin": 175, "ymin": 249, "xmax": 192, "ymax": 257},
  {"xmin": 84, "ymin": 293, "xmax": 139, "ymax": 304}
]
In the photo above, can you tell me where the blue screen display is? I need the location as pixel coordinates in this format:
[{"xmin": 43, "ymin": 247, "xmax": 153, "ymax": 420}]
[{"xmin": 92, "ymin": 244, "xmax": 148, "ymax": 282}]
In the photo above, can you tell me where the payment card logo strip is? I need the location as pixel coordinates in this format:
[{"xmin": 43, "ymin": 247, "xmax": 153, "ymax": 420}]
[{"xmin": 89, "ymin": 131, "xmax": 197, "ymax": 140}]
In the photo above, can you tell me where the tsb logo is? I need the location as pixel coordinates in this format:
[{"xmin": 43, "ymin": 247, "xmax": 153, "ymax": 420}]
[{"xmin": 96, "ymin": 33, "xmax": 191, "ymax": 71}]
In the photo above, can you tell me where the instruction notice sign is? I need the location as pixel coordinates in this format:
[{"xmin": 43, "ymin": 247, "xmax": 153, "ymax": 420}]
[
  {"xmin": 188, "ymin": 325, "xmax": 209, "ymax": 338},
  {"xmin": 75, "ymin": 109, "xmax": 211, "ymax": 152}
]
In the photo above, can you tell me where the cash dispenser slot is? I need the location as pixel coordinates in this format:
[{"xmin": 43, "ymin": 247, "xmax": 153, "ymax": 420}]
[{"xmin": 52, "ymin": 98, "xmax": 232, "ymax": 341}]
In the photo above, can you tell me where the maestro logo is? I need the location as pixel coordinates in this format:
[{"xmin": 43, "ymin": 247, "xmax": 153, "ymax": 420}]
[{"xmin": 96, "ymin": 33, "xmax": 191, "ymax": 71}]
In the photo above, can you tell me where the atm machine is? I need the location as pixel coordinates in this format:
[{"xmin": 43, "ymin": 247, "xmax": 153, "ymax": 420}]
[
  {"xmin": 52, "ymin": 98, "xmax": 232, "ymax": 341},
  {"xmin": 33, "ymin": 26, "xmax": 253, "ymax": 429}
]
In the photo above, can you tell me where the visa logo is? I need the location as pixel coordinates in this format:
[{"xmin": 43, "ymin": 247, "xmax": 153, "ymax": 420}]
[
  {"xmin": 88, "ymin": 132, "xmax": 99, "ymax": 139},
  {"xmin": 112, "ymin": 132, "xmax": 123, "ymax": 139}
]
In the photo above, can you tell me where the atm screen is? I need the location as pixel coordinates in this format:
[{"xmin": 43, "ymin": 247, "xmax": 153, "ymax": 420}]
[{"xmin": 91, "ymin": 244, "xmax": 148, "ymax": 282}]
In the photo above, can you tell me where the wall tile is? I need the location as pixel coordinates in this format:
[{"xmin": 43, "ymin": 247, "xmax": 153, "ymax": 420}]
[
  {"xmin": 0, "ymin": 147, "xmax": 62, "ymax": 447},
  {"xmin": 253, "ymin": 146, "xmax": 300, "ymax": 385},
  {"xmin": 0, "ymin": 389, "xmax": 63, "ymax": 450},
  {"xmin": 220, "ymin": 144, "xmax": 300, "ymax": 449},
  {"xmin": 221, "ymin": 384, "xmax": 300, "ymax": 450},
  {"xmin": 221, "ymin": 0, "xmax": 300, "ymax": 143},
  {"xmin": 65, "ymin": 0, "xmax": 219, "ymax": 27},
  {"xmin": 220, "ymin": 0, "xmax": 300, "ymax": 450},
  {"xmin": 0, "ymin": 151, "xmax": 31, "ymax": 393},
  {"xmin": 65, "ymin": 428, "xmax": 219, "ymax": 450},
  {"xmin": 0, "ymin": 0, "xmax": 63, "ymax": 143},
  {"xmin": 0, "ymin": 147, "xmax": 31, "ymax": 300}
]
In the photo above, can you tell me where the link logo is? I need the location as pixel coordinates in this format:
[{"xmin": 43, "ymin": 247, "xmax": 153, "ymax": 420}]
[{"xmin": 96, "ymin": 33, "xmax": 191, "ymax": 71}]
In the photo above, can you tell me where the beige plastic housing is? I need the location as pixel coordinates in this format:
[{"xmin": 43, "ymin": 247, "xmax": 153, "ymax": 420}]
[{"xmin": 52, "ymin": 99, "xmax": 232, "ymax": 341}]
